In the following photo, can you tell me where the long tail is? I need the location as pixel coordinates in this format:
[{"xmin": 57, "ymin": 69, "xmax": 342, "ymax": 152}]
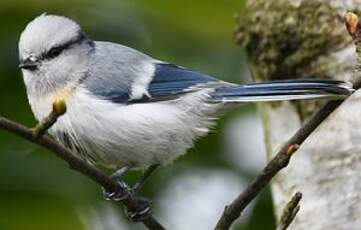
[{"xmin": 211, "ymin": 80, "xmax": 354, "ymax": 103}]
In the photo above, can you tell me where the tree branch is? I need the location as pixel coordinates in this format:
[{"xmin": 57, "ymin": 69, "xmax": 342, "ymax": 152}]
[
  {"xmin": 214, "ymin": 99, "xmax": 342, "ymax": 230},
  {"xmin": 215, "ymin": 81, "xmax": 361, "ymax": 230},
  {"xmin": 215, "ymin": 93, "xmax": 360, "ymax": 230},
  {"xmin": 276, "ymin": 192, "xmax": 302, "ymax": 230},
  {"xmin": 0, "ymin": 103, "xmax": 165, "ymax": 230},
  {"xmin": 214, "ymin": 10, "xmax": 361, "ymax": 230}
]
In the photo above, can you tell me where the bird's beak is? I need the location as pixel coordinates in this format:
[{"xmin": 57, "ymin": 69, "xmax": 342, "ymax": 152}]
[{"xmin": 19, "ymin": 59, "xmax": 39, "ymax": 71}]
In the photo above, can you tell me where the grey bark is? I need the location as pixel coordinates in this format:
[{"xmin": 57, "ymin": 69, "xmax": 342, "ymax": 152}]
[{"xmin": 236, "ymin": 1, "xmax": 361, "ymax": 229}]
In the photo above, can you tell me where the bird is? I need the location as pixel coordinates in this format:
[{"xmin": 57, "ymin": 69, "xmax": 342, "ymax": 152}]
[{"xmin": 18, "ymin": 14, "xmax": 353, "ymax": 203}]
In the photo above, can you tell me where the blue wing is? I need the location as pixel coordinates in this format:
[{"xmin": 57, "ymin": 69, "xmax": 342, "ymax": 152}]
[
  {"xmin": 141, "ymin": 63, "xmax": 218, "ymax": 102},
  {"xmin": 84, "ymin": 42, "xmax": 221, "ymax": 104},
  {"xmin": 109, "ymin": 63, "xmax": 220, "ymax": 104}
]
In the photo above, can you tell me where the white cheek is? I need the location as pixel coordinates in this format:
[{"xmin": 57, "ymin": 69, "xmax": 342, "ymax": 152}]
[
  {"xmin": 21, "ymin": 70, "xmax": 35, "ymax": 88},
  {"xmin": 27, "ymin": 94, "xmax": 53, "ymax": 121}
]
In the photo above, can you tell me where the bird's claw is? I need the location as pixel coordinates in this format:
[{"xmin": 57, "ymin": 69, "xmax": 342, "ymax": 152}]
[
  {"xmin": 102, "ymin": 181, "xmax": 131, "ymax": 201},
  {"xmin": 125, "ymin": 197, "xmax": 152, "ymax": 222},
  {"xmin": 100, "ymin": 165, "xmax": 154, "ymax": 222}
]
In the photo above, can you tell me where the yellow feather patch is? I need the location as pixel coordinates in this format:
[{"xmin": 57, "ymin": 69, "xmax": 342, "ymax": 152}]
[{"xmin": 50, "ymin": 84, "xmax": 76, "ymax": 102}]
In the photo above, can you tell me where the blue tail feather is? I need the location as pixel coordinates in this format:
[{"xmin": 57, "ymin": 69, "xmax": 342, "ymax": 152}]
[{"xmin": 211, "ymin": 80, "xmax": 353, "ymax": 102}]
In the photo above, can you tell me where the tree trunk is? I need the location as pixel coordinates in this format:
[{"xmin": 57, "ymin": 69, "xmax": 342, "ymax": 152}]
[{"xmin": 236, "ymin": 1, "xmax": 361, "ymax": 229}]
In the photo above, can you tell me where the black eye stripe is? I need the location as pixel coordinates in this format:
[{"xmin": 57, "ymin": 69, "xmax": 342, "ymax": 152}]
[{"xmin": 43, "ymin": 32, "xmax": 89, "ymax": 60}]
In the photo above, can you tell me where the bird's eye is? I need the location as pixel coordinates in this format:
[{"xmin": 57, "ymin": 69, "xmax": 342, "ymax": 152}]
[{"xmin": 47, "ymin": 47, "xmax": 62, "ymax": 59}]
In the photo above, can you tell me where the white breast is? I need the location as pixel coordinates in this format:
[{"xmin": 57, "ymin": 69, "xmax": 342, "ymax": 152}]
[{"xmin": 48, "ymin": 87, "xmax": 221, "ymax": 169}]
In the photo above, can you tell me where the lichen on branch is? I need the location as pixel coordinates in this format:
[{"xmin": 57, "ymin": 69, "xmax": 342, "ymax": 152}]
[{"xmin": 235, "ymin": 0, "xmax": 351, "ymax": 81}]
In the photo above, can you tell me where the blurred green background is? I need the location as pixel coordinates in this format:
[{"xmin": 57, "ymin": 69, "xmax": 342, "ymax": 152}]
[{"xmin": 0, "ymin": 0, "xmax": 276, "ymax": 229}]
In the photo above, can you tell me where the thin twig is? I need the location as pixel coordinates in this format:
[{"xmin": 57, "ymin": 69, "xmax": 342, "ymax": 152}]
[
  {"xmin": 32, "ymin": 99, "xmax": 67, "ymax": 138},
  {"xmin": 215, "ymin": 78, "xmax": 361, "ymax": 230},
  {"xmin": 0, "ymin": 108, "xmax": 165, "ymax": 230},
  {"xmin": 277, "ymin": 192, "xmax": 302, "ymax": 230}
]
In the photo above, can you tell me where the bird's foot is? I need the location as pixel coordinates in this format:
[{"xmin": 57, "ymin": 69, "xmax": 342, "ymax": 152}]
[
  {"xmin": 101, "ymin": 165, "xmax": 158, "ymax": 222},
  {"xmin": 102, "ymin": 180, "xmax": 131, "ymax": 201},
  {"xmin": 125, "ymin": 196, "xmax": 153, "ymax": 222},
  {"xmin": 122, "ymin": 165, "xmax": 159, "ymax": 221},
  {"xmin": 102, "ymin": 165, "xmax": 131, "ymax": 201}
]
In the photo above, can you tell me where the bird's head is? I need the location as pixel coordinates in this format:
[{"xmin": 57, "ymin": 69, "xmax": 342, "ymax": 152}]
[{"xmin": 18, "ymin": 14, "xmax": 94, "ymax": 95}]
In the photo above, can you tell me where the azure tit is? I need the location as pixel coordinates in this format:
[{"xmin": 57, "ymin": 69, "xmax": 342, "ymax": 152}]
[{"xmin": 18, "ymin": 14, "xmax": 354, "ymax": 200}]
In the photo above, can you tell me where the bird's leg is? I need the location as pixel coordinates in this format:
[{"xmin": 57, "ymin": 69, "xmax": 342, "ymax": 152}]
[
  {"xmin": 125, "ymin": 196, "xmax": 153, "ymax": 221},
  {"xmin": 132, "ymin": 164, "xmax": 160, "ymax": 193},
  {"xmin": 125, "ymin": 164, "xmax": 160, "ymax": 222},
  {"xmin": 110, "ymin": 165, "xmax": 131, "ymax": 181},
  {"xmin": 102, "ymin": 165, "xmax": 131, "ymax": 201},
  {"xmin": 102, "ymin": 164, "xmax": 160, "ymax": 222}
]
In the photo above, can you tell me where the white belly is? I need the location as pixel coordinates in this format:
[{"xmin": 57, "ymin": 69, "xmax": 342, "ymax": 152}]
[{"xmin": 46, "ymin": 87, "xmax": 220, "ymax": 169}]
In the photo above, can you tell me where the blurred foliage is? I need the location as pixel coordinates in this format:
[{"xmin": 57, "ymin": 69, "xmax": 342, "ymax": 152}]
[{"xmin": 0, "ymin": 0, "xmax": 275, "ymax": 229}]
